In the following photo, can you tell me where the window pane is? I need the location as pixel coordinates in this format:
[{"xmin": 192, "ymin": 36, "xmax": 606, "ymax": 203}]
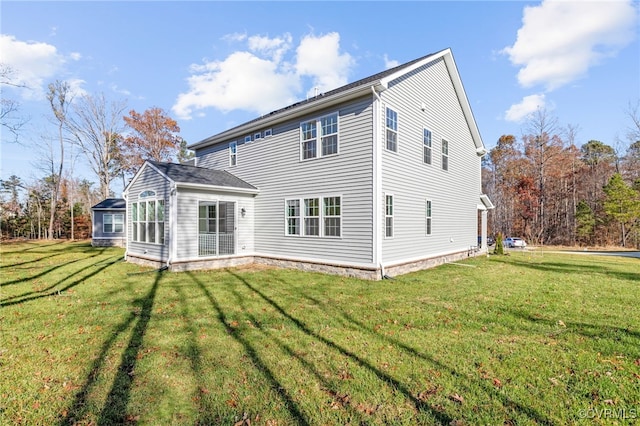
[
  {"xmin": 158, "ymin": 223, "xmax": 165, "ymax": 244},
  {"xmin": 301, "ymin": 121, "xmax": 316, "ymax": 140},
  {"xmin": 303, "ymin": 140, "xmax": 316, "ymax": 159},
  {"xmin": 385, "ymin": 195, "xmax": 393, "ymax": 215},
  {"xmin": 287, "ymin": 218, "xmax": 300, "ymax": 235},
  {"xmin": 104, "ymin": 223, "xmax": 113, "ymax": 233},
  {"xmin": 321, "ymin": 114, "xmax": 338, "ymax": 135},
  {"xmin": 385, "ymin": 217, "xmax": 393, "ymax": 238},
  {"xmin": 324, "ymin": 217, "xmax": 341, "ymax": 237},
  {"xmin": 386, "ymin": 108, "xmax": 397, "ymax": 131},
  {"xmin": 132, "ymin": 223, "xmax": 138, "ymax": 241},
  {"xmin": 304, "ymin": 218, "xmax": 319, "ymax": 236},
  {"xmin": 321, "ymin": 135, "xmax": 338, "ymax": 156},
  {"xmin": 386, "ymin": 129, "xmax": 397, "ymax": 152},
  {"xmin": 131, "ymin": 203, "xmax": 137, "ymax": 223},
  {"xmin": 423, "ymin": 129, "xmax": 432, "ymax": 164},
  {"xmin": 148, "ymin": 222, "xmax": 155, "ymax": 243},
  {"xmin": 139, "ymin": 202, "xmax": 146, "ymax": 222},
  {"xmin": 148, "ymin": 201, "xmax": 155, "ymax": 221},
  {"xmin": 157, "ymin": 200, "xmax": 164, "ymax": 221}
]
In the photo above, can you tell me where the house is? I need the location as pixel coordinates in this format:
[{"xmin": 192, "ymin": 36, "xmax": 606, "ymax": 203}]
[
  {"xmin": 123, "ymin": 48, "xmax": 494, "ymax": 279},
  {"xmin": 91, "ymin": 198, "xmax": 126, "ymax": 247}
]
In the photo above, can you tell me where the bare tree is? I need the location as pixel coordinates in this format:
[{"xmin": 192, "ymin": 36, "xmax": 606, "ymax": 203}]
[
  {"xmin": 66, "ymin": 92, "xmax": 128, "ymax": 199},
  {"xmin": 45, "ymin": 80, "xmax": 72, "ymax": 239},
  {"xmin": 0, "ymin": 64, "xmax": 28, "ymax": 142}
]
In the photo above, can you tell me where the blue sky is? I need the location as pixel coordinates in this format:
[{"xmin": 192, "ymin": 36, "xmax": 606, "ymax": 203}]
[{"xmin": 1, "ymin": 1, "xmax": 638, "ymax": 195}]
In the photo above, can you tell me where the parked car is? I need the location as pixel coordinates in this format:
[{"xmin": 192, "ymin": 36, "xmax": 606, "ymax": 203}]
[
  {"xmin": 504, "ymin": 237, "xmax": 527, "ymax": 248},
  {"xmin": 477, "ymin": 236, "xmax": 495, "ymax": 246}
]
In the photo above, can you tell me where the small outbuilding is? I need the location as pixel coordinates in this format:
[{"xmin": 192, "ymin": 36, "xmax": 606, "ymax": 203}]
[{"xmin": 91, "ymin": 198, "xmax": 126, "ymax": 247}]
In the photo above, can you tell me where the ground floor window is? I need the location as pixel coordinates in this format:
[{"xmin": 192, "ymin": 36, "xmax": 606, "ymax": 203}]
[
  {"xmin": 385, "ymin": 195, "xmax": 393, "ymax": 238},
  {"xmin": 198, "ymin": 201, "xmax": 235, "ymax": 256},
  {"xmin": 103, "ymin": 213, "xmax": 124, "ymax": 233},
  {"xmin": 425, "ymin": 199, "xmax": 432, "ymax": 236},
  {"xmin": 285, "ymin": 195, "xmax": 341, "ymax": 237},
  {"xmin": 131, "ymin": 199, "xmax": 164, "ymax": 244}
]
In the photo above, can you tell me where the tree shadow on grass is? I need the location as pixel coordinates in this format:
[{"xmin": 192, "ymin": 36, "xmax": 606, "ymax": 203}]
[
  {"xmin": 224, "ymin": 270, "xmax": 457, "ymax": 425},
  {"xmin": 59, "ymin": 268, "xmax": 164, "ymax": 425},
  {"xmin": 0, "ymin": 255, "xmax": 122, "ymax": 307},
  {"xmin": 261, "ymin": 272, "xmax": 556, "ymax": 425},
  {"xmin": 185, "ymin": 271, "xmax": 310, "ymax": 426},
  {"xmin": 493, "ymin": 257, "xmax": 640, "ymax": 282}
]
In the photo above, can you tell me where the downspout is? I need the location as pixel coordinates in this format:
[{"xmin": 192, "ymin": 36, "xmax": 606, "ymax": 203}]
[
  {"xmin": 123, "ymin": 192, "xmax": 128, "ymax": 261},
  {"xmin": 166, "ymin": 183, "xmax": 177, "ymax": 270},
  {"xmin": 371, "ymin": 85, "xmax": 384, "ymax": 279}
]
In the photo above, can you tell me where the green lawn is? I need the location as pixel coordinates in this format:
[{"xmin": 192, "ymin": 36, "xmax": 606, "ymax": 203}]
[{"xmin": 1, "ymin": 241, "xmax": 639, "ymax": 425}]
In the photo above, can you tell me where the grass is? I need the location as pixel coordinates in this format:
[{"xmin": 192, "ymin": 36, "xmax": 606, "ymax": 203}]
[{"xmin": 1, "ymin": 241, "xmax": 639, "ymax": 425}]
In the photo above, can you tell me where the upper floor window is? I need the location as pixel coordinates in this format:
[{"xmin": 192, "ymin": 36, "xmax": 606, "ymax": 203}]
[
  {"xmin": 229, "ymin": 141, "xmax": 237, "ymax": 166},
  {"xmin": 423, "ymin": 128, "xmax": 432, "ymax": 165},
  {"xmin": 244, "ymin": 135, "xmax": 252, "ymax": 144},
  {"xmin": 300, "ymin": 112, "xmax": 339, "ymax": 160},
  {"xmin": 442, "ymin": 139, "xmax": 449, "ymax": 171},
  {"xmin": 264, "ymin": 128, "xmax": 273, "ymax": 138},
  {"xmin": 385, "ymin": 107, "xmax": 398, "ymax": 152}
]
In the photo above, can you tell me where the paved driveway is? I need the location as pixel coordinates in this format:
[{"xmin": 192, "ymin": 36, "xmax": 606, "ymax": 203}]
[{"xmin": 549, "ymin": 250, "xmax": 640, "ymax": 259}]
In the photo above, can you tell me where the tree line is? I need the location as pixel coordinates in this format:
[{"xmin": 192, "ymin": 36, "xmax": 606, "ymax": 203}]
[
  {"xmin": 1, "ymin": 71, "xmax": 193, "ymax": 240},
  {"xmin": 483, "ymin": 108, "xmax": 640, "ymax": 248}
]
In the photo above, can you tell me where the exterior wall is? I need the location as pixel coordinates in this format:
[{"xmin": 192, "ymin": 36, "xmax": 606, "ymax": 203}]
[
  {"xmin": 196, "ymin": 96, "xmax": 376, "ymax": 267},
  {"xmin": 125, "ymin": 164, "xmax": 171, "ymax": 262},
  {"xmin": 91, "ymin": 209, "xmax": 126, "ymax": 247},
  {"xmin": 379, "ymin": 57, "xmax": 481, "ymax": 265},
  {"xmin": 172, "ymin": 187, "xmax": 255, "ymax": 262}
]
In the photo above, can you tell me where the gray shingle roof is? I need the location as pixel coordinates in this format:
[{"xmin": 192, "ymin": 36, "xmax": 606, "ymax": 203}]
[
  {"xmin": 148, "ymin": 161, "xmax": 257, "ymax": 190},
  {"xmin": 92, "ymin": 198, "xmax": 126, "ymax": 209}
]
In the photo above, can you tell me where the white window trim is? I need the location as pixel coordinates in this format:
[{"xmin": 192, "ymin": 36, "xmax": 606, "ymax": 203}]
[
  {"xmin": 385, "ymin": 193, "xmax": 394, "ymax": 239},
  {"xmin": 423, "ymin": 128, "xmax": 432, "ymax": 165},
  {"xmin": 103, "ymin": 213, "xmax": 124, "ymax": 234},
  {"xmin": 254, "ymin": 132, "xmax": 262, "ymax": 140},
  {"xmin": 264, "ymin": 128, "xmax": 273, "ymax": 138},
  {"xmin": 299, "ymin": 111, "xmax": 339, "ymax": 161},
  {"xmin": 284, "ymin": 194, "xmax": 342, "ymax": 238},
  {"xmin": 425, "ymin": 199, "xmax": 432, "ymax": 236},
  {"xmin": 131, "ymin": 194, "xmax": 165, "ymax": 245},
  {"xmin": 244, "ymin": 135, "xmax": 252, "ymax": 144},
  {"xmin": 229, "ymin": 141, "xmax": 237, "ymax": 166},
  {"xmin": 385, "ymin": 106, "xmax": 399, "ymax": 153}
]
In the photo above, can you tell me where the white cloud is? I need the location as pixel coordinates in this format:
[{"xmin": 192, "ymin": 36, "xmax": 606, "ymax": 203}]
[
  {"xmin": 383, "ymin": 54, "xmax": 399, "ymax": 69},
  {"xmin": 173, "ymin": 51, "xmax": 300, "ymax": 119},
  {"xmin": 504, "ymin": 93, "xmax": 546, "ymax": 122},
  {"xmin": 173, "ymin": 32, "xmax": 356, "ymax": 120},
  {"xmin": 69, "ymin": 52, "xmax": 82, "ymax": 61},
  {"xmin": 503, "ymin": 0, "xmax": 637, "ymax": 90},
  {"xmin": 295, "ymin": 33, "xmax": 354, "ymax": 97},
  {"xmin": 0, "ymin": 34, "xmax": 66, "ymax": 98}
]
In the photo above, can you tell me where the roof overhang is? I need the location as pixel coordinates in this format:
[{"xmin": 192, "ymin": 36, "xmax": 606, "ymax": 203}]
[
  {"xmin": 175, "ymin": 182, "xmax": 260, "ymax": 195},
  {"xmin": 478, "ymin": 194, "xmax": 495, "ymax": 211}
]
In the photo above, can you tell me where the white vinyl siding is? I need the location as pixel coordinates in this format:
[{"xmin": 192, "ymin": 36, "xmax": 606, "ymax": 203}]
[
  {"xmin": 385, "ymin": 107, "xmax": 398, "ymax": 152},
  {"xmin": 197, "ymin": 97, "xmax": 374, "ymax": 264},
  {"xmin": 380, "ymin": 57, "xmax": 480, "ymax": 264}
]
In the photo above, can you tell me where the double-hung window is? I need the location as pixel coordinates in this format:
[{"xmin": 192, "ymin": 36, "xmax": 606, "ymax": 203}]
[
  {"xmin": 300, "ymin": 112, "xmax": 339, "ymax": 160},
  {"xmin": 285, "ymin": 196, "xmax": 341, "ymax": 237},
  {"xmin": 286, "ymin": 200, "xmax": 301, "ymax": 235},
  {"xmin": 423, "ymin": 128, "xmax": 432, "ymax": 165},
  {"xmin": 385, "ymin": 107, "xmax": 398, "ymax": 152},
  {"xmin": 229, "ymin": 141, "xmax": 237, "ymax": 166},
  {"xmin": 323, "ymin": 196, "xmax": 341, "ymax": 237},
  {"xmin": 425, "ymin": 199, "xmax": 432, "ymax": 236},
  {"xmin": 103, "ymin": 214, "xmax": 124, "ymax": 233},
  {"xmin": 304, "ymin": 198, "xmax": 320, "ymax": 236},
  {"xmin": 131, "ymin": 191, "xmax": 165, "ymax": 244},
  {"xmin": 385, "ymin": 195, "xmax": 394, "ymax": 238},
  {"xmin": 442, "ymin": 139, "xmax": 449, "ymax": 171}
]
